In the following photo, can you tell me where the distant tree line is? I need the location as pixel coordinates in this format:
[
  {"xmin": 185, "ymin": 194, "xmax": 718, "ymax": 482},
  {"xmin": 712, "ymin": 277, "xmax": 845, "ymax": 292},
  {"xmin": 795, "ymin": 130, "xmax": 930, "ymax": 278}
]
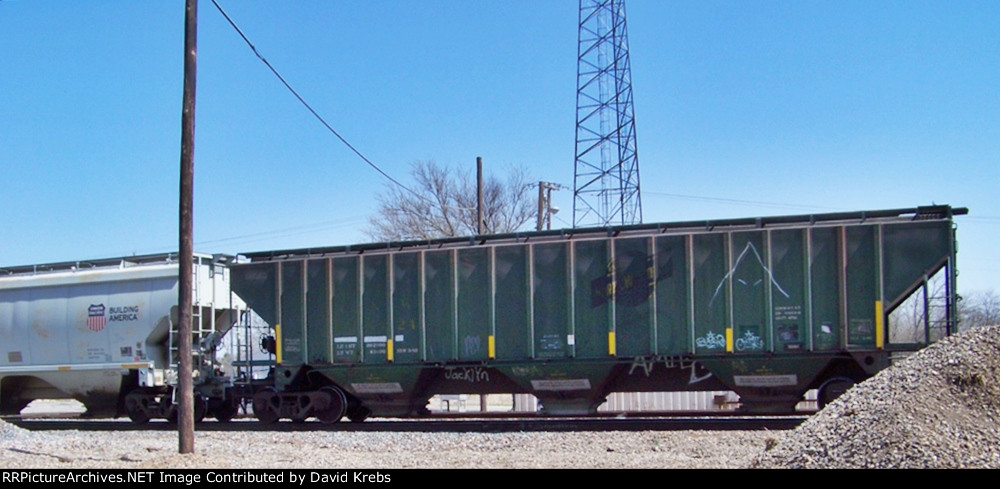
[{"xmin": 961, "ymin": 289, "xmax": 1000, "ymax": 330}]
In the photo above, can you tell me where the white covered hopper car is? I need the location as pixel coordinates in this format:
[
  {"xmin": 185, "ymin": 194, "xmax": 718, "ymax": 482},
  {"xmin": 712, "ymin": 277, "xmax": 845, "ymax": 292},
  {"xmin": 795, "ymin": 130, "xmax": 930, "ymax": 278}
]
[{"xmin": 0, "ymin": 253, "xmax": 244, "ymax": 421}]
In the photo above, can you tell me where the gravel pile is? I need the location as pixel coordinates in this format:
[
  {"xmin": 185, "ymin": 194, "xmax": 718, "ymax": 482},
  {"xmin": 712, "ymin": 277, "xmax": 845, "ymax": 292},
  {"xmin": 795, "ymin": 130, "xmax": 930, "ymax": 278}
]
[{"xmin": 752, "ymin": 325, "xmax": 1000, "ymax": 468}]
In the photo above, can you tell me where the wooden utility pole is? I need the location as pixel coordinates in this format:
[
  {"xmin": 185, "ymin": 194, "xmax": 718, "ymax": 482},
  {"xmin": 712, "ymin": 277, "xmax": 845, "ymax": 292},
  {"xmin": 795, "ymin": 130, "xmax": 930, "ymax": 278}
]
[
  {"xmin": 476, "ymin": 157, "xmax": 484, "ymax": 234},
  {"xmin": 178, "ymin": 0, "xmax": 198, "ymax": 454},
  {"xmin": 476, "ymin": 156, "xmax": 486, "ymax": 412},
  {"xmin": 536, "ymin": 182, "xmax": 545, "ymax": 231},
  {"xmin": 536, "ymin": 182, "xmax": 562, "ymax": 231}
]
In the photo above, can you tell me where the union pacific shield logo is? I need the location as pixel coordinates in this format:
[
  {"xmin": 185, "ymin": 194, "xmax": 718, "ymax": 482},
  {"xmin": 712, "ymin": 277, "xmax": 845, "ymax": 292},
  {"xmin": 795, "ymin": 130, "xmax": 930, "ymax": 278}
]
[{"xmin": 87, "ymin": 304, "xmax": 106, "ymax": 332}]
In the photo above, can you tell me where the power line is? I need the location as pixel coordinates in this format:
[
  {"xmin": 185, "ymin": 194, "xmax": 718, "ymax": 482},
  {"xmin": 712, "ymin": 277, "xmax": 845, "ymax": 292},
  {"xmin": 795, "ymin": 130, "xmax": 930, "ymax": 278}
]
[
  {"xmin": 960, "ymin": 216, "xmax": 1000, "ymax": 225},
  {"xmin": 105, "ymin": 217, "xmax": 368, "ymax": 258},
  {"xmin": 644, "ymin": 191, "xmax": 838, "ymax": 212},
  {"xmin": 210, "ymin": 0, "xmax": 490, "ymax": 216},
  {"xmin": 194, "ymin": 217, "xmax": 369, "ymax": 247},
  {"xmin": 209, "ymin": 0, "xmax": 418, "ymax": 197}
]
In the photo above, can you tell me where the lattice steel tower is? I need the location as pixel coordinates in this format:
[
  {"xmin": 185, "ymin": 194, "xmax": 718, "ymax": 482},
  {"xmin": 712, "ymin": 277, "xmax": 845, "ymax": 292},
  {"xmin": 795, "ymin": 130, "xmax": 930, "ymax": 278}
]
[{"xmin": 573, "ymin": 0, "xmax": 642, "ymax": 228}]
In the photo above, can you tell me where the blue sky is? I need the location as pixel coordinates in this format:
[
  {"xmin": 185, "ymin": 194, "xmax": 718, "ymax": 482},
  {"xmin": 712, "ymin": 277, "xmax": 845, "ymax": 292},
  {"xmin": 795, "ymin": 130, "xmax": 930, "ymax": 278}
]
[{"xmin": 1, "ymin": 0, "xmax": 997, "ymax": 293}]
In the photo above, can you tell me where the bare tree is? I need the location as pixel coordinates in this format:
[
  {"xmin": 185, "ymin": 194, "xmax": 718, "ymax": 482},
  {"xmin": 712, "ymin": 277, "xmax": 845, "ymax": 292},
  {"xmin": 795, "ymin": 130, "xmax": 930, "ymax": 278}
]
[
  {"xmin": 960, "ymin": 289, "xmax": 1000, "ymax": 330},
  {"xmin": 888, "ymin": 272, "xmax": 950, "ymax": 343},
  {"xmin": 366, "ymin": 160, "xmax": 536, "ymax": 241}
]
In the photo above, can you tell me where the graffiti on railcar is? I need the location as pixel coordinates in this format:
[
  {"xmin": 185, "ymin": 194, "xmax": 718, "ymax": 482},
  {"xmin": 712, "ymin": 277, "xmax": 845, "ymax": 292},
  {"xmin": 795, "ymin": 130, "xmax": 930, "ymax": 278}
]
[
  {"xmin": 628, "ymin": 355, "xmax": 714, "ymax": 385},
  {"xmin": 444, "ymin": 366, "xmax": 491, "ymax": 384},
  {"xmin": 696, "ymin": 331, "xmax": 726, "ymax": 349}
]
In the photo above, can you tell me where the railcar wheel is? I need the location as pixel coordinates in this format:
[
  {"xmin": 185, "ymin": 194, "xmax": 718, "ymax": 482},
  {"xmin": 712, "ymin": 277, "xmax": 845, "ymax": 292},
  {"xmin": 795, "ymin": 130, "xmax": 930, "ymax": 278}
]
[
  {"xmin": 817, "ymin": 377, "xmax": 855, "ymax": 410},
  {"xmin": 213, "ymin": 397, "xmax": 240, "ymax": 423},
  {"xmin": 124, "ymin": 391, "xmax": 153, "ymax": 424},
  {"xmin": 253, "ymin": 388, "xmax": 280, "ymax": 424},
  {"xmin": 315, "ymin": 386, "xmax": 348, "ymax": 424},
  {"xmin": 164, "ymin": 396, "xmax": 207, "ymax": 423}
]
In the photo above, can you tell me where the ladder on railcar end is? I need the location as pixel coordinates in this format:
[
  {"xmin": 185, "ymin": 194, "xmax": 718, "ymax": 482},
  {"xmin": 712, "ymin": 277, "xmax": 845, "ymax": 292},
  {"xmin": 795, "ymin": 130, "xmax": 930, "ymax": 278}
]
[
  {"xmin": 230, "ymin": 308, "xmax": 268, "ymax": 413},
  {"xmin": 167, "ymin": 256, "xmax": 215, "ymax": 386},
  {"xmin": 215, "ymin": 305, "xmax": 275, "ymax": 415}
]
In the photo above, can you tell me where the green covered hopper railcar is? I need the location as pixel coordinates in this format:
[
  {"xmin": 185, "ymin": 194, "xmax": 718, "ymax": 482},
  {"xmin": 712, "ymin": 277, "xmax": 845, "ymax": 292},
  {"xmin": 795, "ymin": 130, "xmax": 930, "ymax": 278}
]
[{"xmin": 231, "ymin": 205, "xmax": 964, "ymax": 422}]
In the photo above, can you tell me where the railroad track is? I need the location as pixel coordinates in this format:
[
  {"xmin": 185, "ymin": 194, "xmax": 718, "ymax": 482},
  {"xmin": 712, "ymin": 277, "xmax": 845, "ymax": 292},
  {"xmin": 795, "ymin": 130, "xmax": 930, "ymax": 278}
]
[{"xmin": 7, "ymin": 414, "xmax": 805, "ymax": 433}]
